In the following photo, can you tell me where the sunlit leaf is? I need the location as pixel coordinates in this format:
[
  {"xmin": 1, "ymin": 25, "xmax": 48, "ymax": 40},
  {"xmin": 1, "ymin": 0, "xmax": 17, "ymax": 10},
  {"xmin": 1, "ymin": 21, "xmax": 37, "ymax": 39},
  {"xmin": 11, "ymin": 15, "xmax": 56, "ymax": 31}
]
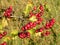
[{"xmin": 2, "ymin": 18, "xmax": 8, "ymax": 27}]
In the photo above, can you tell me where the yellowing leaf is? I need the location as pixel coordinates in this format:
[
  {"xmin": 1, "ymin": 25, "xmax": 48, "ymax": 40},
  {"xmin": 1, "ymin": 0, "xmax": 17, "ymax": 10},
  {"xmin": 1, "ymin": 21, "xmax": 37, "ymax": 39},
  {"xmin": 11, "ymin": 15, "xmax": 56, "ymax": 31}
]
[
  {"xmin": 11, "ymin": 30, "xmax": 18, "ymax": 35},
  {"xmin": 24, "ymin": 3, "xmax": 33, "ymax": 15},
  {"xmin": 29, "ymin": 16, "xmax": 37, "ymax": 22},
  {"xmin": 35, "ymin": 32, "xmax": 41, "ymax": 36},
  {"xmin": 2, "ymin": 18, "xmax": 8, "ymax": 27}
]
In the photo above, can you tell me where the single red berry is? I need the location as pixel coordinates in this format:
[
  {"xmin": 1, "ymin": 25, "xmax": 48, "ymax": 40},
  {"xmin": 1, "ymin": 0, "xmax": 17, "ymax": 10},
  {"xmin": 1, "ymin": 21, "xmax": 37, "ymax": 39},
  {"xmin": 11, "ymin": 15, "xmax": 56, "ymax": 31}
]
[
  {"xmin": 38, "ymin": 18, "xmax": 43, "ymax": 21},
  {"xmin": 32, "ymin": 22, "xmax": 36, "ymax": 27},
  {"xmin": 33, "ymin": 6, "xmax": 37, "ymax": 10},
  {"xmin": 18, "ymin": 32, "xmax": 26, "ymax": 39},
  {"xmin": 29, "ymin": 22, "xmax": 33, "ymax": 26},
  {"xmin": 9, "ymin": 6, "xmax": 12, "ymax": 10},
  {"xmin": 1, "ymin": 42, "xmax": 7, "ymax": 45},
  {"xmin": 36, "ymin": 20, "xmax": 41, "ymax": 24},
  {"xmin": 39, "ymin": 29, "xmax": 43, "ymax": 32},
  {"xmin": 35, "ymin": 30, "xmax": 39, "ymax": 33},
  {"xmin": 45, "ymin": 31, "xmax": 50, "ymax": 36},
  {"xmin": 51, "ymin": 18, "xmax": 55, "ymax": 23},
  {"xmin": 39, "ymin": 27, "xmax": 45, "ymax": 32},
  {"xmin": 26, "ymin": 24, "xmax": 31, "ymax": 29},
  {"xmin": 26, "ymin": 32, "xmax": 30, "ymax": 38},
  {"xmin": 39, "ymin": 4, "xmax": 44, "ymax": 11},
  {"xmin": 4, "ymin": 6, "xmax": 12, "ymax": 18},
  {"xmin": 45, "ymin": 22, "xmax": 50, "ymax": 29},
  {"xmin": 36, "ymin": 13, "xmax": 41, "ymax": 18},
  {"xmin": 25, "ymin": 26, "xmax": 28, "ymax": 30},
  {"xmin": 0, "ymin": 33, "xmax": 3, "ymax": 39},
  {"xmin": 2, "ymin": 31, "xmax": 7, "ymax": 36},
  {"xmin": 21, "ymin": 27, "xmax": 25, "ymax": 31}
]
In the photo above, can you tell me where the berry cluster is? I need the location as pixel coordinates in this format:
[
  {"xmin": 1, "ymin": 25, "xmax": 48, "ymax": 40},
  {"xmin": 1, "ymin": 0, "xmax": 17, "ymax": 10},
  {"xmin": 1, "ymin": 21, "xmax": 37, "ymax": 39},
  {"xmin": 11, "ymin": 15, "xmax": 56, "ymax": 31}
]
[
  {"xmin": 0, "ymin": 31, "xmax": 7, "ymax": 39},
  {"xmin": 29, "ymin": 4, "xmax": 44, "ymax": 18},
  {"xmin": 21, "ymin": 22, "xmax": 36, "ymax": 31},
  {"xmin": 18, "ymin": 32, "xmax": 30, "ymax": 39},
  {"xmin": 4, "ymin": 6, "xmax": 12, "ymax": 18},
  {"xmin": 42, "ymin": 31, "xmax": 50, "ymax": 36},
  {"xmin": 45, "ymin": 18, "xmax": 55, "ymax": 29},
  {"xmin": 18, "ymin": 4, "xmax": 44, "ymax": 39},
  {"xmin": 0, "ymin": 42, "xmax": 7, "ymax": 45},
  {"xmin": 35, "ymin": 18, "xmax": 55, "ymax": 36},
  {"xmin": 21, "ymin": 4, "xmax": 44, "ymax": 31},
  {"xmin": 18, "ymin": 4, "xmax": 55, "ymax": 38},
  {"xmin": 35, "ymin": 27, "xmax": 45, "ymax": 33}
]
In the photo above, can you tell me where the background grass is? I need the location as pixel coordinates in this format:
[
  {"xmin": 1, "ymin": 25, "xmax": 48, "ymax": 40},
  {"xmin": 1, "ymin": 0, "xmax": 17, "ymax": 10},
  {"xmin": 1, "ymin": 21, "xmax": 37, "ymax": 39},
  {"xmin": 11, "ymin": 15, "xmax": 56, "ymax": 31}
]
[{"xmin": 0, "ymin": 0, "xmax": 60, "ymax": 45}]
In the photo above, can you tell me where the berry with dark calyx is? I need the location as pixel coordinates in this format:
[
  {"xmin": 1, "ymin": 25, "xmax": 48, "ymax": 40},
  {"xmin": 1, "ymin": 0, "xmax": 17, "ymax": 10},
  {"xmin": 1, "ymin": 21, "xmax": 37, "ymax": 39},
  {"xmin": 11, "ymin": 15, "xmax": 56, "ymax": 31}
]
[
  {"xmin": 39, "ymin": 27, "xmax": 45, "ymax": 32},
  {"xmin": 45, "ymin": 31, "xmax": 50, "ymax": 36},
  {"xmin": 0, "ymin": 33, "xmax": 3, "ymax": 39},
  {"xmin": 25, "ymin": 32, "xmax": 30, "ymax": 38},
  {"xmin": 39, "ymin": 4, "xmax": 44, "ymax": 11},
  {"xmin": 35, "ymin": 30, "xmax": 39, "ymax": 33},
  {"xmin": 1, "ymin": 42, "xmax": 7, "ymax": 45},
  {"xmin": 2, "ymin": 31, "xmax": 7, "ymax": 36}
]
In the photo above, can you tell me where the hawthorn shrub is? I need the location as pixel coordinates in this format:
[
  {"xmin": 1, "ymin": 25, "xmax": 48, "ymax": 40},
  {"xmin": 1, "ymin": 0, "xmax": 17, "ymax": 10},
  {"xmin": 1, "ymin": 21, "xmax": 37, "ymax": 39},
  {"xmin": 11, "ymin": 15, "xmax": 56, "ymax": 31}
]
[{"xmin": 0, "ymin": 0, "xmax": 60, "ymax": 45}]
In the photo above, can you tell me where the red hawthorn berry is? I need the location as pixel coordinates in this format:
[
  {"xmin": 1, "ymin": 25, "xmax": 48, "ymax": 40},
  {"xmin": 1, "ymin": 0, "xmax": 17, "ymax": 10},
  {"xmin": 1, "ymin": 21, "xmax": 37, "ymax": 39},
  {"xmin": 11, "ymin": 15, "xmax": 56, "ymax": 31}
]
[
  {"xmin": 50, "ymin": 21, "xmax": 54, "ymax": 25},
  {"xmin": 25, "ymin": 32, "xmax": 30, "ymax": 38},
  {"xmin": 45, "ymin": 22, "xmax": 50, "ymax": 29},
  {"xmin": 25, "ymin": 26, "xmax": 28, "ymax": 30},
  {"xmin": 45, "ymin": 31, "xmax": 50, "ymax": 36},
  {"xmin": 2, "ymin": 31, "xmax": 7, "ymax": 36},
  {"xmin": 29, "ymin": 22, "xmax": 33, "ymax": 26},
  {"xmin": 35, "ymin": 30, "xmax": 39, "ymax": 33},
  {"xmin": 40, "ymin": 11, "xmax": 44, "ymax": 16},
  {"xmin": 51, "ymin": 18, "xmax": 55, "ymax": 23},
  {"xmin": 32, "ymin": 22, "xmax": 36, "ymax": 27},
  {"xmin": 39, "ymin": 27, "xmax": 45, "ymax": 32},
  {"xmin": 1, "ymin": 42, "xmax": 7, "ymax": 45},
  {"xmin": 39, "ymin": 4, "xmax": 44, "ymax": 11},
  {"xmin": 36, "ymin": 20, "xmax": 41, "ymax": 24},
  {"xmin": 39, "ymin": 29, "xmax": 43, "ymax": 32},
  {"xmin": 0, "ymin": 33, "xmax": 3, "ymax": 39},
  {"xmin": 21, "ymin": 27, "xmax": 25, "ymax": 31},
  {"xmin": 18, "ymin": 32, "xmax": 26, "ymax": 39},
  {"xmin": 9, "ymin": 6, "xmax": 12, "ymax": 10},
  {"xmin": 26, "ymin": 24, "xmax": 30, "ymax": 28},
  {"xmin": 33, "ymin": 6, "xmax": 37, "ymax": 10},
  {"xmin": 4, "ymin": 6, "xmax": 12, "ymax": 18},
  {"xmin": 45, "ymin": 25, "xmax": 50, "ymax": 29},
  {"xmin": 29, "ymin": 12, "xmax": 34, "ymax": 17},
  {"xmin": 36, "ymin": 18, "xmax": 43, "ymax": 24},
  {"xmin": 38, "ymin": 18, "xmax": 43, "ymax": 21},
  {"xmin": 36, "ymin": 13, "xmax": 41, "ymax": 18}
]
